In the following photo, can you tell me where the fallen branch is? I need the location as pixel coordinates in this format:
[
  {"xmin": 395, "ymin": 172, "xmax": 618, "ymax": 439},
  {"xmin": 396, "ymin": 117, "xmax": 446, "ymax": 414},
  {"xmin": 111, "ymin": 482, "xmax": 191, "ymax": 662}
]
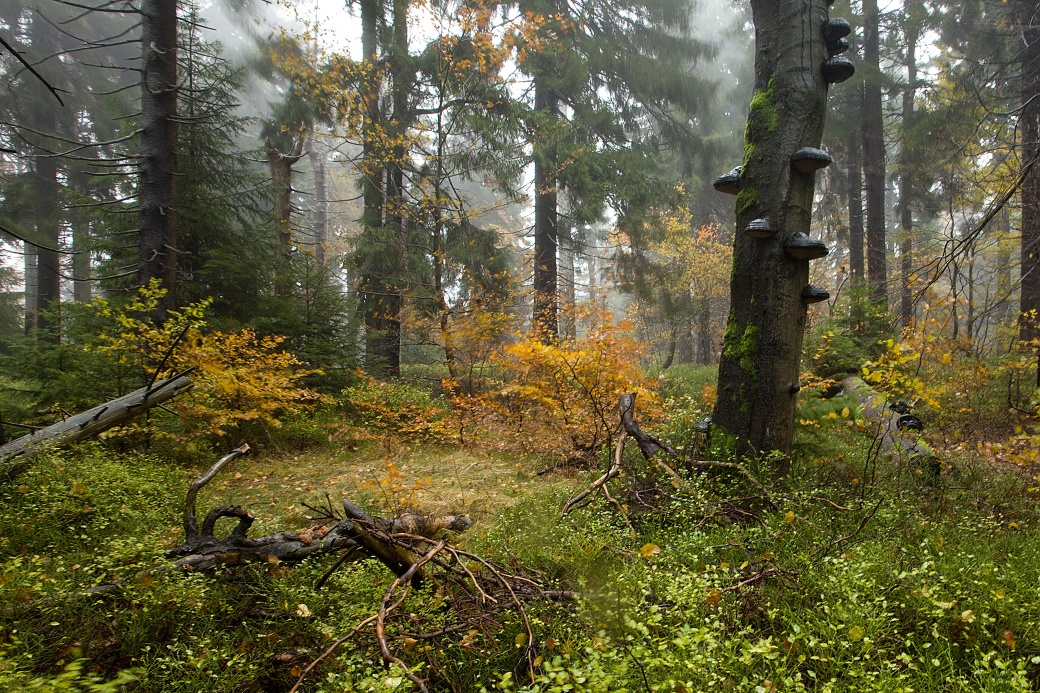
[
  {"xmin": 168, "ymin": 447, "xmax": 471, "ymax": 572},
  {"xmin": 562, "ymin": 427, "xmax": 626, "ymax": 514},
  {"xmin": 288, "ymin": 531, "xmax": 578, "ymax": 693},
  {"xmin": 618, "ymin": 393, "xmax": 676, "ymax": 460},
  {"xmin": 0, "ymin": 372, "xmax": 195, "ymax": 466},
  {"xmin": 376, "ymin": 541, "xmax": 447, "ymax": 693}
]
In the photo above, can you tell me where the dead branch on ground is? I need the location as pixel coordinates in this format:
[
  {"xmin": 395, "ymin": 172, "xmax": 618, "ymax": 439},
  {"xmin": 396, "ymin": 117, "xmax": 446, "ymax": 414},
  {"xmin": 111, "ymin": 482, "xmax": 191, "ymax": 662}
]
[{"xmin": 0, "ymin": 372, "xmax": 194, "ymax": 467}]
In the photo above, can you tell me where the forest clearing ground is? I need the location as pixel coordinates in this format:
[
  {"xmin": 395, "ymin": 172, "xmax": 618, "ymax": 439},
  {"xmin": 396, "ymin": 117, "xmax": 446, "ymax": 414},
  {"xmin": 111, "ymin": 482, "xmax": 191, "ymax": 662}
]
[{"xmin": 200, "ymin": 438, "xmax": 585, "ymax": 535}]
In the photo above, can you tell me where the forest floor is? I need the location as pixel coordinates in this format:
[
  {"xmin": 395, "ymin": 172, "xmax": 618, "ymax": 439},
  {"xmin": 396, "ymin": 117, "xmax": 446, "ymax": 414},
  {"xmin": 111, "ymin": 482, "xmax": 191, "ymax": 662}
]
[
  {"xmin": 5, "ymin": 375, "xmax": 1040, "ymax": 692},
  {"xmin": 201, "ymin": 440, "xmax": 577, "ymax": 534}
]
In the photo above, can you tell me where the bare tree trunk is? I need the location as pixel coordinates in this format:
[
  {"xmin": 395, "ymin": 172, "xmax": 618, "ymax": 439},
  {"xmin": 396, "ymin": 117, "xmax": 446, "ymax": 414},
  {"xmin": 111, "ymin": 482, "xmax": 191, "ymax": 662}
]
[
  {"xmin": 268, "ymin": 145, "xmax": 302, "ymax": 263},
  {"xmin": 898, "ymin": 6, "xmax": 921, "ymax": 329},
  {"xmin": 559, "ymin": 227, "xmax": 577, "ymax": 341},
  {"xmin": 72, "ymin": 222, "xmax": 91, "ymax": 303},
  {"xmin": 996, "ymin": 207, "xmax": 1012, "ymax": 324},
  {"xmin": 138, "ymin": 0, "xmax": 179, "ymax": 318},
  {"xmin": 28, "ymin": 11, "xmax": 62, "ymax": 336},
  {"xmin": 532, "ymin": 73, "xmax": 559, "ymax": 342},
  {"xmin": 1020, "ymin": 0, "xmax": 1040, "ymax": 388},
  {"xmin": 863, "ymin": 0, "xmax": 888, "ymax": 308},
  {"xmin": 847, "ymin": 92, "xmax": 865, "ymax": 281},
  {"xmin": 358, "ymin": 0, "xmax": 391, "ymax": 376},
  {"xmin": 23, "ymin": 244, "xmax": 37, "ymax": 335},
  {"xmin": 0, "ymin": 374, "xmax": 194, "ymax": 466},
  {"xmin": 267, "ymin": 141, "xmax": 304, "ymax": 295},
  {"xmin": 713, "ymin": 0, "xmax": 840, "ymax": 469},
  {"xmin": 696, "ymin": 296, "xmax": 712, "ymax": 365},
  {"xmin": 308, "ymin": 137, "xmax": 329, "ymax": 268}
]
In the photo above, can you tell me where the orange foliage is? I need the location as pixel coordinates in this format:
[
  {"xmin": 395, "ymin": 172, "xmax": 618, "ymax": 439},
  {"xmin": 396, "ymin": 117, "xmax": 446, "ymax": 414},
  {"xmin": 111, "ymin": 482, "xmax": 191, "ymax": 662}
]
[
  {"xmin": 88, "ymin": 281, "xmax": 326, "ymax": 442},
  {"xmin": 170, "ymin": 329, "xmax": 327, "ymax": 439},
  {"xmin": 483, "ymin": 303, "xmax": 658, "ymax": 460}
]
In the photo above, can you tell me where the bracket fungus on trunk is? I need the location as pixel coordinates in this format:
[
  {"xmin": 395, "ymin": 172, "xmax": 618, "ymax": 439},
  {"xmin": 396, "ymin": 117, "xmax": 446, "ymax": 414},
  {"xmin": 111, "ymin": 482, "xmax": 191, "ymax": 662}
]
[
  {"xmin": 784, "ymin": 232, "xmax": 830, "ymax": 261},
  {"xmin": 744, "ymin": 218, "xmax": 778, "ymax": 239},
  {"xmin": 790, "ymin": 144, "xmax": 832, "ymax": 171},
  {"xmin": 801, "ymin": 285, "xmax": 830, "ymax": 304},
  {"xmin": 827, "ymin": 37, "xmax": 850, "ymax": 57},
  {"xmin": 713, "ymin": 166, "xmax": 742, "ymax": 195},
  {"xmin": 791, "ymin": 147, "xmax": 832, "ymax": 173},
  {"xmin": 822, "ymin": 57, "xmax": 855, "ymax": 84},
  {"xmin": 822, "ymin": 18, "xmax": 851, "ymax": 42}
]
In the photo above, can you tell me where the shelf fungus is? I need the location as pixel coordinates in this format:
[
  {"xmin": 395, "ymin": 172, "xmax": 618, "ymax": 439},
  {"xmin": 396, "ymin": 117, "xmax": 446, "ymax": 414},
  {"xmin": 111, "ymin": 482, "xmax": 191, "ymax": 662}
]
[
  {"xmin": 822, "ymin": 18, "xmax": 851, "ymax": 42},
  {"xmin": 822, "ymin": 57, "xmax": 855, "ymax": 84},
  {"xmin": 802, "ymin": 285, "xmax": 831, "ymax": 304},
  {"xmin": 744, "ymin": 218, "xmax": 777, "ymax": 239},
  {"xmin": 713, "ymin": 166, "xmax": 742, "ymax": 195},
  {"xmin": 827, "ymin": 37, "xmax": 850, "ymax": 57},
  {"xmin": 785, "ymin": 233, "xmax": 830, "ymax": 261},
  {"xmin": 791, "ymin": 147, "xmax": 833, "ymax": 173}
]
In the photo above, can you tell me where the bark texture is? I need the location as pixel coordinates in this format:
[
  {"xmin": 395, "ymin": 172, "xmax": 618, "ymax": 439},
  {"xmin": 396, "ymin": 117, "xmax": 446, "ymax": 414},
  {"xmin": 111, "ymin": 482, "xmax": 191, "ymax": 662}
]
[
  {"xmin": 532, "ymin": 77, "xmax": 560, "ymax": 342},
  {"xmin": 862, "ymin": 0, "xmax": 887, "ymax": 307},
  {"xmin": 0, "ymin": 374, "xmax": 194, "ymax": 465},
  {"xmin": 1020, "ymin": 1, "xmax": 1040, "ymax": 355},
  {"xmin": 138, "ymin": 0, "xmax": 179, "ymax": 316},
  {"xmin": 713, "ymin": 0, "xmax": 834, "ymax": 467}
]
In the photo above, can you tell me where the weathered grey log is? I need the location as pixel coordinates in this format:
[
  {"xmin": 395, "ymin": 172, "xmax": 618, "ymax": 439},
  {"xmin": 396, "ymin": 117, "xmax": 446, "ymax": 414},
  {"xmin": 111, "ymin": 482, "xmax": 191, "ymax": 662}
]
[
  {"xmin": 0, "ymin": 373, "xmax": 194, "ymax": 465},
  {"xmin": 840, "ymin": 376, "xmax": 938, "ymax": 470}
]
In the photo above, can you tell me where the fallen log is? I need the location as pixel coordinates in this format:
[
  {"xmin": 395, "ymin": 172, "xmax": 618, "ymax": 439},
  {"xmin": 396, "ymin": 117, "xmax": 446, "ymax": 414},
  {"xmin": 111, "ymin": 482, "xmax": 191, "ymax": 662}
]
[
  {"xmin": 840, "ymin": 376, "xmax": 939, "ymax": 472},
  {"xmin": 0, "ymin": 372, "xmax": 195, "ymax": 466},
  {"xmin": 168, "ymin": 445, "xmax": 472, "ymax": 575}
]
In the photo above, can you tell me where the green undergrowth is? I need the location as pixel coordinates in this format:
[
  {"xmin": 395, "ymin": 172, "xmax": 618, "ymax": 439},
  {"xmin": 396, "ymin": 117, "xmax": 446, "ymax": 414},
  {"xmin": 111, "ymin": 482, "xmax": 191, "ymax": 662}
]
[{"xmin": 1, "ymin": 404, "xmax": 1040, "ymax": 691}]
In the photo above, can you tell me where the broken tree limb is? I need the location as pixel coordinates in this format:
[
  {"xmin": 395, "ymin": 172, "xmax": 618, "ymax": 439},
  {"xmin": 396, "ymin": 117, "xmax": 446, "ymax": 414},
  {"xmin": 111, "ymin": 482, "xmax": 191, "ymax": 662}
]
[
  {"xmin": 169, "ymin": 448, "xmax": 472, "ymax": 573},
  {"xmin": 0, "ymin": 371, "xmax": 195, "ymax": 466},
  {"xmin": 840, "ymin": 376, "xmax": 939, "ymax": 471},
  {"xmin": 562, "ymin": 427, "xmax": 626, "ymax": 515},
  {"xmin": 619, "ymin": 393, "xmax": 677, "ymax": 460},
  {"xmin": 185, "ymin": 444, "xmax": 251, "ymax": 539},
  {"xmin": 619, "ymin": 392, "xmax": 683, "ymax": 485}
]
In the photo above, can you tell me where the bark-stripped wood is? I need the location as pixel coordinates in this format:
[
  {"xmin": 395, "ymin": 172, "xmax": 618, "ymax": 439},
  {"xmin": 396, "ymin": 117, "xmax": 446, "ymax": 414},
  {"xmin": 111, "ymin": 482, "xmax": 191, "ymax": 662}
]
[
  {"xmin": 0, "ymin": 373, "xmax": 194, "ymax": 465},
  {"xmin": 841, "ymin": 376, "xmax": 938, "ymax": 470}
]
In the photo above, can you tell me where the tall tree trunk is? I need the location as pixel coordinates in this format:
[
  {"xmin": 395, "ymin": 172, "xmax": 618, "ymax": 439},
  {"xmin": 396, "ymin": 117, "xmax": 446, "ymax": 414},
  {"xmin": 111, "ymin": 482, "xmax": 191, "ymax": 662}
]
[
  {"xmin": 713, "ymin": 0, "xmax": 838, "ymax": 469},
  {"xmin": 29, "ymin": 11, "xmax": 62, "ymax": 337},
  {"xmin": 898, "ymin": 7, "xmax": 920, "ymax": 329},
  {"xmin": 359, "ymin": 0, "xmax": 389, "ymax": 375},
  {"xmin": 847, "ymin": 110, "xmax": 865, "ymax": 280},
  {"xmin": 267, "ymin": 141, "xmax": 303, "ymax": 294},
  {"xmin": 138, "ymin": 0, "xmax": 179, "ymax": 318},
  {"xmin": 696, "ymin": 295, "xmax": 712, "ymax": 365},
  {"xmin": 1019, "ymin": 0, "xmax": 1040, "ymax": 376},
  {"xmin": 23, "ymin": 244, "xmax": 37, "ymax": 335},
  {"xmin": 661, "ymin": 324, "xmax": 677, "ymax": 369},
  {"xmin": 72, "ymin": 222, "xmax": 91, "ymax": 304},
  {"xmin": 996, "ymin": 206, "xmax": 1012, "ymax": 324},
  {"xmin": 862, "ymin": 0, "xmax": 887, "ymax": 308},
  {"xmin": 308, "ymin": 137, "xmax": 329, "ymax": 267},
  {"xmin": 559, "ymin": 227, "xmax": 577, "ymax": 341},
  {"xmin": 532, "ymin": 75, "xmax": 559, "ymax": 342},
  {"xmin": 374, "ymin": 0, "xmax": 412, "ymax": 379},
  {"xmin": 33, "ymin": 146, "xmax": 61, "ymax": 335}
]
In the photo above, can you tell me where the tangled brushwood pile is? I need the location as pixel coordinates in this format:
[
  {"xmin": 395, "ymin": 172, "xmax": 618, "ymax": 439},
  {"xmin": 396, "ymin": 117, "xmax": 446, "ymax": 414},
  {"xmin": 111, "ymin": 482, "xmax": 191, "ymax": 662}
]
[{"xmin": 163, "ymin": 445, "xmax": 578, "ymax": 693}]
